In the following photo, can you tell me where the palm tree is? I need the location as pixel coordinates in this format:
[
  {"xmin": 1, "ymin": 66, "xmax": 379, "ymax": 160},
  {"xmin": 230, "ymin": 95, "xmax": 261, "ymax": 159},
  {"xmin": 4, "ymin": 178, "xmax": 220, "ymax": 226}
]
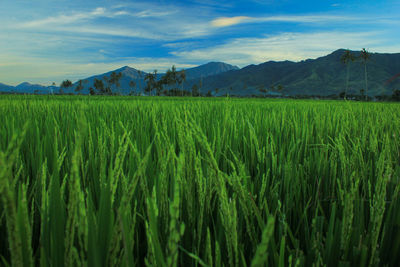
[
  {"xmin": 60, "ymin": 79, "xmax": 72, "ymax": 94},
  {"xmin": 258, "ymin": 85, "xmax": 268, "ymax": 97},
  {"xmin": 89, "ymin": 87, "xmax": 95, "ymax": 95},
  {"xmin": 169, "ymin": 66, "xmax": 179, "ymax": 95},
  {"xmin": 94, "ymin": 79, "xmax": 105, "ymax": 94},
  {"xmin": 178, "ymin": 69, "xmax": 186, "ymax": 96},
  {"xmin": 75, "ymin": 80, "xmax": 84, "ymax": 93},
  {"xmin": 102, "ymin": 76, "xmax": 112, "ymax": 95},
  {"xmin": 144, "ymin": 71, "xmax": 157, "ymax": 96},
  {"xmin": 160, "ymin": 68, "xmax": 174, "ymax": 95},
  {"xmin": 109, "ymin": 72, "xmax": 122, "ymax": 95},
  {"xmin": 153, "ymin": 70, "xmax": 158, "ymax": 96},
  {"xmin": 341, "ymin": 49, "xmax": 355, "ymax": 99},
  {"xmin": 270, "ymin": 84, "xmax": 275, "ymax": 92},
  {"xmin": 160, "ymin": 66, "xmax": 180, "ymax": 96},
  {"xmin": 360, "ymin": 48, "xmax": 371, "ymax": 100},
  {"xmin": 50, "ymin": 82, "xmax": 56, "ymax": 94}
]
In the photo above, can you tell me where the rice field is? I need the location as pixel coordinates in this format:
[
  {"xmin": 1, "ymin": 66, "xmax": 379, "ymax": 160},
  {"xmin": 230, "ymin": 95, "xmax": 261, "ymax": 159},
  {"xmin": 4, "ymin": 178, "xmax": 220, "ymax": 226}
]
[{"xmin": 1, "ymin": 95, "xmax": 400, "ymax": 266}]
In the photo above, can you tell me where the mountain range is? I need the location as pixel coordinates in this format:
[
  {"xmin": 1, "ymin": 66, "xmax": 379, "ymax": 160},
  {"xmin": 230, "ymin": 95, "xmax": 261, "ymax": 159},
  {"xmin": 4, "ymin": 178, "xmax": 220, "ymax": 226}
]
[{"xmin": 1, "ymin": 49, "xmax": 400, "ymax": 96}]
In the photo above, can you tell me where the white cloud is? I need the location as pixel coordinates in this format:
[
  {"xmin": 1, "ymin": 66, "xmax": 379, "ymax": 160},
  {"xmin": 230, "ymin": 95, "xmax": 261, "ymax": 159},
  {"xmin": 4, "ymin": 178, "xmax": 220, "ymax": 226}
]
[
  {"xmin": 211, "ymin": 14, "xmax": 355, "ymax": 28},
  {"xmin": 211, "ymin": 16, "xmax": 250, "ymax": 27},
  {"xmin": 12, "ymin": 4, "xmax": 214, "ymax": 41},
  {"xmin": 20, "ymin": 7, "xmax": 107, "ymax": 28},
  {"xmin": 1, "ymin": 0, "xmax": 400, "ymax": 85},
  {"xmin": 171, "ymin": 31, "xmax": 398, "ymax": 66},
  {"xmin": 255, "ymin": 15, "xmax": 350, "ymax": 23},
  {"xmin": 55, "ymin": 26, "xmax": 162, "ymax": 40},
  {"xmin": 135, "ymin": 10, "xmax": 177, "ymax": 18}
]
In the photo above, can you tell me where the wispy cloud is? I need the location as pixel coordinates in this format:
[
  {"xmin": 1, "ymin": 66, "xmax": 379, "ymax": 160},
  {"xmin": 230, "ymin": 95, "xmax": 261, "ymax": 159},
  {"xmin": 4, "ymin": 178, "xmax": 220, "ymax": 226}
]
[
  {"xmin": 255, "ymin": 14, "xmax": 350, "ymax": 23},
  {"xmin": 18, "ymin": 7, "xmax": 176, "ymax": 31},
  {"xmin": 211, "ymin": 16, "xmax": 251, "ymax": 27},
  {"xmin": 1, "ymin": 0, "xmax": 400, "ymax": 85},
  {"xmin": 135, "ymin": 10, "xmax": 177, "ymax": 18},
  {"xmin": 12, "ymin": 4, "xmax": 214, "ymax": 41},
  {"xmin": 20, "ymin": 7, "xmax": 109, "ymax": 28},
  {"xmin": 211, "ymin": 14, "xmax": 355, "ymax": 28},
  {"xmin": 171, "ymin": 31, "xmax": 397, "ymax": 66}
]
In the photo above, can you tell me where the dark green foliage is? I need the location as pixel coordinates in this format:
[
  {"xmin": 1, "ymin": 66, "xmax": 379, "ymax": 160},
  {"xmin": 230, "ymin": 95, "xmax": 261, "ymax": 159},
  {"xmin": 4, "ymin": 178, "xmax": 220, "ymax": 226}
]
[
  {"xmin": 93, "ymin": 79, "xmax": 105, "ymax": 94},
  {"xmin": 75, "ymin": 80, "xmax": 84, "ymax": 92},
  {"xmin": 89, "ymin": 87, "xmax": 95, "ymax": 95},
  {"xmin": 392, "ymin": 89, "xmax": 400, "ymax": 101},
  {"xmin": 109, "ymin": 72, "xmax": 123, "ymax": 94},
  {"xmin": 341, "ymin": 49, "xmax": 356, "ymax": 99},
  {"xmin": 60, "ymin": 80, "xmax": 73, "ymax": 94},
  {"xmin": 144, "ymin": 71, "xmax": 157, "ymax": 96},
  {"xmin": 190, "ymin": 49, "xmax": 400, "ymax": 96}
]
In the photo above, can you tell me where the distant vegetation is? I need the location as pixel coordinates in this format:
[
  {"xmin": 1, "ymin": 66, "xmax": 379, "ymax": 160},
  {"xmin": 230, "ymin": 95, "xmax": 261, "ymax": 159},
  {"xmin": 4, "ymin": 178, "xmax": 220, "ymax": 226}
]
[
  {"xmin": 56, "ymin": 48, "xmax": 400, "ymax": 100},
  {"xmin": 2, "ymin": 49, "xmax": 400, "ymax": 98},
  {"xmin": 1, "ymin": 96, "xmax": 400, "ymax": 266},
  {"xmin": 51, "ymin": 49, "xmax": 399, "ymax": 101}
]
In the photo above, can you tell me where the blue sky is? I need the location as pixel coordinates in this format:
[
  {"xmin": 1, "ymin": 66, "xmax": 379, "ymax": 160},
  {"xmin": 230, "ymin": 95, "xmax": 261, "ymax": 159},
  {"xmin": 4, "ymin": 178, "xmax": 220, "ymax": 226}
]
[{"xmin": 1, "ymin": 0, "xmax": 400, "ymax": 85}]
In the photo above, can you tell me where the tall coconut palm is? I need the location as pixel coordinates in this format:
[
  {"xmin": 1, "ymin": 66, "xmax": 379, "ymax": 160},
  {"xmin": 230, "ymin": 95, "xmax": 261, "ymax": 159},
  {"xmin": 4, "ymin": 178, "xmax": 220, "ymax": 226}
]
[
  {"xmin": 109, "ymin": 72, "xmax": 122, "ymax": 95},
  {"xmin": 178, "ymin": 69, "xmax": 186, "ymax": 96},
  {"xmin": 94, "ymin": 78, "xmax": 105, "ymax": 94},
  {"xmin": 60, "ymin": 79, "xmax": 72, "ymax": 94},
  {"xmin": 341, "ymin": 49, "xmax": 355, "ymax": 100},
  {"xmin": 170, "ymin": 65, "xmax": 178, "ymax": 94},
  {"xmin": 102, "ymin": 76, "xmax": 112, "ymax": 95},
  {"xmin": 161, "ymin": 68, "xmax": 175, "ymax": 95},
  {"xmin": 138, "ymin": 71, "xmax": 144, "ymax": 96},
  {"xmin": 144, "ymin": 70, "xmax": 157, "ymax": 96},
  {"xmin": 153, "ymin": 70, "xmax": 158, "ymax": 96},
  {"xmin": 75, "ymin": 80, "xmax": 84, "ymax": 93},
  {"xmin": 360, "ymin": 48, "xmax": 371, "ymax": 100}
]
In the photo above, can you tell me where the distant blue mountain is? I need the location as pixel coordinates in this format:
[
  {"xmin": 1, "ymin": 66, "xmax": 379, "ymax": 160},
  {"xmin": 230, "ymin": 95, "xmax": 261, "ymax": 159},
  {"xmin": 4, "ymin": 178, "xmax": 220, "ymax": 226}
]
[
  {"xmin": 69, "ymin": 66, "xmax": 147, "ymax": 94},
  {"xmin": 184, "ymin": 62, "xmax": 239, "ymax": 80},
  {"xmin": 15, "ymin": 82, "xmax": 58, "ymax": 94},
  {"xmin": 65, "ymin": 62, "xmax": 239, "ymax": 94},
  {"xmin": 0, "ymin": 82, "xmax": 15, "ymax": 92},
  {"xmin": 1, "ymin": 61, "xmax": 239, "ymax": 94},
  {"xmin": 0, "ymin": 82, "xmax": 58, "ymax": 94},
  {"xmin": 187, "ymin": 49, "xmax": 400, "ymax": 96},
  {"xmin": 2, "ymin": 51, "xmax": 400, "ymax": 96}
]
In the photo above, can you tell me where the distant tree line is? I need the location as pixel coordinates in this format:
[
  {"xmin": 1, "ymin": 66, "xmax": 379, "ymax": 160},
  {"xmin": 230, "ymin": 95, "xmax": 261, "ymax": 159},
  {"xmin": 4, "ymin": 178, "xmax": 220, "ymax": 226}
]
[
  {"xmin": 337, "ymin": 48, "xmax": 400, "ymax": 101},
  {"xmin": 59, "ymin": 66, "xmax": 209, "ymax": 97},
  {"xmin": 258, "ymin": 84, "xmax": 284, "ymax": 97},
  {"xmin": 53, "ymin": 51, "xmax": 400, "ymax": 100},
  {"xmin": 339, "ymin": 48, "xmax": 375, "ymax": 101}
]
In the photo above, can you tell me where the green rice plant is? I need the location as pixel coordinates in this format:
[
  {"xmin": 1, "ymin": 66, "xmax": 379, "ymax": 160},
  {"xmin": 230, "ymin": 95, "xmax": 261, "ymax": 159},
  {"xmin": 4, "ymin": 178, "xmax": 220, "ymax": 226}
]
[
  {"xmin": 0, "ymin": 126, "xmax": 29, "ymax": 267},
  {"xmin": 251, "ymin": 215, "xmax": 275, "ymax": 267},
  {"xmin": 0, "ymin": 95, "xmax": 399, "ymax": 266},
  {"xmin": 166, "ymin": 153, "xmax": 185, "ymax": 267}
]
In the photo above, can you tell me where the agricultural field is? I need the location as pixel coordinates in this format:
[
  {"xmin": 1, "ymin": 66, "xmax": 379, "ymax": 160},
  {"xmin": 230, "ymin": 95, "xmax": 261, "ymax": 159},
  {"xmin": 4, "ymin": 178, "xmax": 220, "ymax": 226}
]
[{"xmin": 1, "ymin": 95, "xmax": 400, "ymax": 266}]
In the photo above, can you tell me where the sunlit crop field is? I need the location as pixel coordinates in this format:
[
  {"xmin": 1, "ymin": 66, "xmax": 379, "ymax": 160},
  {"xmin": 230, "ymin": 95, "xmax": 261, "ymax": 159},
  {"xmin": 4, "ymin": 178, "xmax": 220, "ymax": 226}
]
[{"xmin": 1, "ymin": 95, "xmax": 400, "ymax": 266}]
